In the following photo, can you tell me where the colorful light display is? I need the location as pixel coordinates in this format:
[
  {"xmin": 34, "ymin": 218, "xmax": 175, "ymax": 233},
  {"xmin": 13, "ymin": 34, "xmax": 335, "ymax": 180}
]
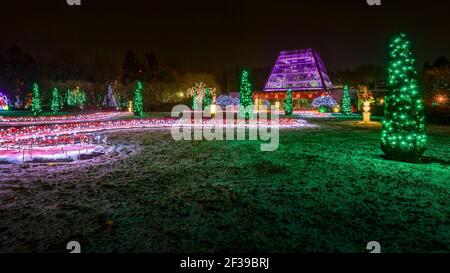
[
  {"xmin": 239, "ymin": 69, "xmax": 253, "ymax": 119},
  {"xmin": 264, "ymin": 48, "xmax": 333, "ymax": 91},
  {"xmin": 0, "ymin": 117, "xmax": 310, "ymax": 142},
  {"xmin": 381, "ymin": 33, "xmax": 427, "ymax": 161},
  {"xmin": 192, "ymin": 91, "xmax": 200, "ymax": 110},
  {"xmin": 0, "ymin": 113, "xmax": 312, "ymax": 163},
  {"xmin": 50, "ymin": 87, "xmax": 62, "ymax": 114},
  {"xmin": 284, "ymin": 89, "xmax": 293, "ymax": 115},
  {"xmin": 31, "ymin": 83, "xmax": 42, "ymax": 116},
  {"xmin": 133, "ymin": 81, "xmax": 144, "ymax": 116},
  {"xmin": 0, "ymin": 112, "xmax": 128, "ymax": 125},
  {"xmin": 0, "ymin": 143, "xmax": 103, "ymax": 163},
  {"xmin": 216, "ymin": 95, "xmax": 240, "ymax": 107},
  {"xmin": 433, "ymin": 93, "xmax": 449, "ymax": 108},
  {"xmin": 341, "ymin": 85, "xmax": 352, "ymax": 115},
  {"xmin": 67, "ymin": 87, "xmax": 87, "ymax": 109},
  {"xmin": 311, "ymin": 95, "xmax": 337, "ymax": 108},
  {"xmin": 0, "ymin": 92, "xmax": 9, "ymax": 110},
  {"xmin": 103, "ymin": 84, "xmax": 118, "ymax": 108},
  {"xmin": 0, "ymin": 132, "xmax": 104, "ymax": 163},
  {"xmin": 203, "ymin": 87, "xmax": 212, "ymax": 110},
  {"xmin": 187, "ymin": 82, "xmax": 217, "ymax": 111}
]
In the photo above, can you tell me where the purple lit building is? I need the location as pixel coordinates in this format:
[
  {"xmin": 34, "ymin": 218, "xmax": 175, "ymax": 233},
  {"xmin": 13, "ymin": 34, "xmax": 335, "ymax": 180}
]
[{"xmin": 254, "ymin": 48, "xmax": 334, "ymax": 110}]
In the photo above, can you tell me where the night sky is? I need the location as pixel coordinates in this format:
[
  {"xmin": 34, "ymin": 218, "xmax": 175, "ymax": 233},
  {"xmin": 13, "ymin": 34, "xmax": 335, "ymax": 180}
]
[{"xmin": 2, "ymin": 0, "xmax": 450, "ymax": 72}]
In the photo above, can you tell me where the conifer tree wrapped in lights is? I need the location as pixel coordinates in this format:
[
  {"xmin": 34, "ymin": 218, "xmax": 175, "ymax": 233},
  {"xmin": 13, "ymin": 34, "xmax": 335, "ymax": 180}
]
[
  {"xmin": 31, "ymin": 83, "xmax": 42, "ymax": 116},
  {"xmin": 341, "ymin": 85, "xmax": 352, "ymax": 115},
  {"xmin": 203, "ymin": 87, "xmax": 212, "ymax": 110},
  {"xmin": 50, "ymin": 87, "xmax": 61, "ymax": 114},
  {"xmin": 103, "ymin": 84, "xmax": 117, "ymax": 108},
  {"xmin": 381, "ymin": 33, "xmax": 427, "ymax": 161},
  {"xmin": 284, "ymin": 89, "xmax": 293, "ymax": 115},
  {"xmin": 133, "ymin": 81, "xmax": 144, "ymax": 116},
  {"xmin": 239, "ymin": 69, "xmax": 254, "ymax": 119}
]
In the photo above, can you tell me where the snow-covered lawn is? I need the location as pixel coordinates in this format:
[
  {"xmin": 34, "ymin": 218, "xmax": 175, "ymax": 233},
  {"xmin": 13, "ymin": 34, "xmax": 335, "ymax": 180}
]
[{"xmin": 0, "ymin": 119, "xmax": 449, "ymax": 252}]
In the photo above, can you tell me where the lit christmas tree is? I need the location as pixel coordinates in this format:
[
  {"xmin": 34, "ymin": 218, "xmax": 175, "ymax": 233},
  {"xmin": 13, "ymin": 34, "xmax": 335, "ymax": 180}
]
[
  {"xmin": 203, "ymin": 87, "xmax": 212, "ymax": 110},
  {"xmin": 103, "ymin": 84, "xmax": 117, "ymax": 108},
  {"xmin": 284, "ymin": 89, "xmax": 293, "ymax": 115},
  {"xmin": 192, "ymin": 91, "xmax": 200, "ymax": 110},
  {"xmin": 50, "ymin": 87, "xmax": 61, "ymax": 114},
  {"xmin": 381, "ymin": 33, "xmax": 427, "ymax": 161},
  {"xmin": 341, "ymin": 85, "xmax": 352, "ymax": 115},
  {"xmin": 239, "ymin": 69, "xmax": 253, "ymax": 119},
  {"xmin": 0, "ymin": 92, "xmax": 9, "ymax": 111},
  {"xmin": 133, "ymin": 81, "xmax": 144, "ymax": 116},
  {"xmin": 31, "ymin": 83, "xmax": 42, "ymax": 116}
]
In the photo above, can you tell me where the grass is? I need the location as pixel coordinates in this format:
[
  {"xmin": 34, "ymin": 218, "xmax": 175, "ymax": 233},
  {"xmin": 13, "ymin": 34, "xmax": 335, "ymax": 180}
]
[
  {"xmin": 0, "ymin": 110, "xmax": 72, "ymax": 117},
  {"xmin": 0, "ymin": 118, "xmax": 449, "ymax": 253}
]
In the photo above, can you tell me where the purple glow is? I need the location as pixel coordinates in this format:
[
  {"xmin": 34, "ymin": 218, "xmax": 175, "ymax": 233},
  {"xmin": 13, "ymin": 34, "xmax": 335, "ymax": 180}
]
[
  {"xmin": 264, "ymin": 48, "xmax": 333, "ymax": 92},
  {"xmin": 0, "ymin": 92, "xmax": 9, "ymax": 110}
]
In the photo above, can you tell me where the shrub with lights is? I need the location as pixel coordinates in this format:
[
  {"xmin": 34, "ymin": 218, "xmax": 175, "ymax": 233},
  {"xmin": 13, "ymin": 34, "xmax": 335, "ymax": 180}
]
[
  {"xmin": 381, "ymin": 33, "xmax": 427, "ymax": 161},
  {"xmin": 312, "ymin": 95, "xmax": 337, "ymax": 113},
  {"xmin": 67, "ymin": 87, "xmax": 87, "ymax": 109},
  {"xmin": 216, "ymin": 95, "xmax": 240, "ymax": 107},
  {"xmin": 203, "ymin": 87, "xmax": 212, "ymax": 110}
]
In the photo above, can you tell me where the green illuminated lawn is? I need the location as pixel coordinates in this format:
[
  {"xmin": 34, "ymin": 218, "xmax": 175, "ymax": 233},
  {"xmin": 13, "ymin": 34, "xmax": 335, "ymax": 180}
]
[{"xmin": 0, "ymin": 118, "xmax": 449, "ymax": 253}]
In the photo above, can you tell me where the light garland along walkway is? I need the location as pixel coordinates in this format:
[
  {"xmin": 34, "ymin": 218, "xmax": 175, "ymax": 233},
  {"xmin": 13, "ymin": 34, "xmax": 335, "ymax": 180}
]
[
  {"xmin": 0, "ymin": 117, "xmax": 313, "ymax": 163},
  {"xmin": 0, "ymin": 111, "xmax": 128, "ymax": 126},
  {"xmin": 0, "ymin": 117, "xmax": 312, "ymax": 142}
]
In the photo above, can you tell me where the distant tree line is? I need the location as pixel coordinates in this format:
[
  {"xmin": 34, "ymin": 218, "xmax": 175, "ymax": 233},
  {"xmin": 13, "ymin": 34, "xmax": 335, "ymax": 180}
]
[{"xmin": 0, "ymin": 46, "xmax": 220, "ymax": 112}]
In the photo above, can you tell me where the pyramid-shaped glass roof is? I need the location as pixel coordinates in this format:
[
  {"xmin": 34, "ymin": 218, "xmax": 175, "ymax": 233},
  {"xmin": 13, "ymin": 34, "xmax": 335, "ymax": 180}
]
[{"xmin": 264, "ymin": 48, "xmax": 333, "ymax": 91}]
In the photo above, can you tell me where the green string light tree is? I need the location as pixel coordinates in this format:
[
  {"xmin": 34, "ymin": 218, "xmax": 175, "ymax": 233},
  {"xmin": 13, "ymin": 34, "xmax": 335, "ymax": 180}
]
[
  {"xmin": 50, "ymin": 87, "xmax": 61, "ymax": 114},
  {"xmin": 239, "ymin": 69, "xmax": 254, "ymax": 119},
  {"xmin": 203, "ymin": 87, "xmax": 212, "ymax": 110},
  {"xmin": 381, "ymin": 33, "xmax": 427, "ymax": 161},
  {"xmin": 31, "ymin": 83, "xmax": 42, "ymax": 116},
  {"xmin": 284, "ymin": 89, "xmax": 293, "ymax": 115},
  {"xmin": 133, "ymin": 81, "xmax": 144, "ymax": 116},
  {"xmin": 341, "ymin": 85, "xmax": 352, "ymax": 115}
]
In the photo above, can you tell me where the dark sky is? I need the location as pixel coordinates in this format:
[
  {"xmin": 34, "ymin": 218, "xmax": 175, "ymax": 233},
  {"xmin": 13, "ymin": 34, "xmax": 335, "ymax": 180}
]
[{"xmin": 1, "ymin": 0, "xmax": 450, "ymax": 73}]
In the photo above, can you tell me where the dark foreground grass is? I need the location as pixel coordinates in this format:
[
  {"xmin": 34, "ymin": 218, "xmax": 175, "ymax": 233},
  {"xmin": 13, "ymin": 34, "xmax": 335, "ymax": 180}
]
[{"xmin": 0, "ymin": 119, "xmax": 449, "ymax": 253}]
